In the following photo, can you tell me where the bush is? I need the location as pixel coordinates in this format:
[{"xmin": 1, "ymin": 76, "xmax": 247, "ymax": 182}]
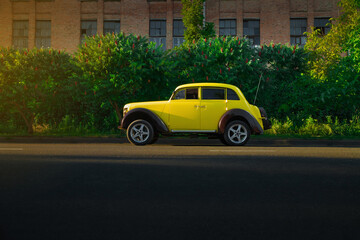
[
  {"xmin": 170, "ymin": 37, "xmax": 308, "ymax": 119},
  {"xmin": 73, "ymin": 33, "xmax": 172, "ymax": 131},
  {"xmin": 0, "ymin": 47, "xmax": 76, "ymax": 134},
  {"xmin": 265, "ymin": 115, "xmax": 360, "ymax": 137}
]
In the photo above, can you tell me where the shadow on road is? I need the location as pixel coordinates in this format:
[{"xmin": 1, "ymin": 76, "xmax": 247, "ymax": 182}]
[{"xmin": 0, "ymin": 153, "xmax": 360, "ymax": 240}]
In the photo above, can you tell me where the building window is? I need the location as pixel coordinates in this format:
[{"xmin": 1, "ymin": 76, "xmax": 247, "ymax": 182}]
[
  {"xmin": 173, "ymin": 19, "xmax": 185, "ymax": 47},
  {"xmin": 104, "ymin": 20, "xmax": 120, "ymax": 35},
  {"xmin": 149, "ymin": 20, "xmax": 166, "ymax": 50},
  {"xmin": 314, "ymin": 18, "xmax": 331, "ymax": 35},
  {"xmin": 81, "ymin": 20, "xmax": 97, "ymax": 42},
  {"xmin": 290, "ymin": 18, "xmax": 307, "ymax": 46},
  {"xmin": 243, "ymin": 19, "xmax": 260, "ymax": 46},
  {"xmin": 35, "ymin": 20, "xmax": 51, "ymax": 48},
  {"xmin": 219, "ymin": 19, "xmax": 236, "ymax": 36},
  {"xmin": 13, "ymin": 20, "xmax": 28, "ymax": 49}
]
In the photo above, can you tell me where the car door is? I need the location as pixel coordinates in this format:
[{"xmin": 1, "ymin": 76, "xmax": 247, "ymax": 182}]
[
  {"xmin": 168, "ymin": 87, "xmax": 201, "ymax": 131},
  {"xmin": 200, "ymin": 87, "xmax": 227, "ymax": 131}
]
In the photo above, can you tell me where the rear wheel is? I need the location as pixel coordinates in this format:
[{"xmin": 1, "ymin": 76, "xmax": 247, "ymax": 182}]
[
  {"xmin": 223, "ymin": 120, "xmax": 250, "ymax": 146},
  {"xmin": 127, "ymin": 120, "xmax": 154, "ymax": 145}
]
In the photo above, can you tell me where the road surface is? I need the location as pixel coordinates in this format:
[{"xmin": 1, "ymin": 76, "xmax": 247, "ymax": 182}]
[{"xmin": 0, "ymin": 139, "xmax": 359, "ymax": 239}]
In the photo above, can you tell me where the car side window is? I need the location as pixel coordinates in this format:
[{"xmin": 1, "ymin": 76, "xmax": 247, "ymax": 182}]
[
  {"xmin": 227, "ymin": 88, "xmax": 240, "ymax": 100},
  {"xmin": 202, "ymin": 88, "xmax": 225, "ymax": 100},
  {"xmin": 173, "ymin": 89, "xmax": 185, "ymax": 100},
  {"xmin": 186, "ymin": 88, "xmax": 199, "ymax": 99},
  {"xmin": 172, "ymin": 88, "xmax": 199, "ymax": 100}
]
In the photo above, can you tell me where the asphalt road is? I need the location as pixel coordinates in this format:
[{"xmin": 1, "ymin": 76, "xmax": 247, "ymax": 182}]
[{"xmin": 0, "ymin": 139, "xmax": 360, "ymax": 240}]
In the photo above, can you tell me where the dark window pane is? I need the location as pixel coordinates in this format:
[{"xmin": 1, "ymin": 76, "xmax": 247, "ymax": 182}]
[
  {"xmin": 219, "ymin": 19, "xmax": 236, "ymax": 36},
  {"xmin": 202, "ymin": 88, "xmax": 225, "ymax": 100},
  {"xmin": 227, "ymin": 89, "xmax": 240, "ymax": 100},
  {"xmin": 149, "ymin": 37, "xmax": 166, "ymax": 50},
  {"xmin": 150, "ymin": 20, "xmax": 166, "ymax": 37},
  {"xmin": 173, "ymin": 19, "xmax": 185, "ymax": 37},
  {"xmin": 104, "ymin": 20, "xmax": 120, "ymax": 34},
  {"xmin": 186, "ymin": 88, "xmax": 198, "ymax": 99},
  {"xmin": 36, "ymin": 20, "xmax": 51, "ymax": 48},
  {"xmin": 243, "ymin": 19, "xmax": 260, "ymax": 46},
  {"xmin": 290, "ymin": 18, "xmax": 307, "ymax": 46},
  {"xmin": 254, "ymin": 37, "xmax": 260, "ymax": 45},
  {"xmin": 314, "ymin": 18, "xmax": 331, "ymax": 36},
  {"xmin": 81, "ymin": 20, "xmax": 97, "ymax": 42},
  {"xmin": 150, "ymin": 20, "xmax": 166, "ymax": 49},
  {"xmin": 173, "ymin": 89, "xmax": 185, "ymax": 100},
  {"xmin": 13, "ymin": 20, "xmax": 29, "ymax": 49},
  {"xmin": 173, "ymin": 37, "xmax": 185, "ymax": 47}
]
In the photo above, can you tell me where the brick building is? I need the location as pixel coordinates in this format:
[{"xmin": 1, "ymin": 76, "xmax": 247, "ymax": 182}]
[{"xmin": 0, "ymin": 0, "xmax": 339, "ymax": 52}]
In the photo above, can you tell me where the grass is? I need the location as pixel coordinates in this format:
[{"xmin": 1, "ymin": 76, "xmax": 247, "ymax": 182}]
[{"xmin": 1, "ymin": 116, "xmax": 359, "ymax": 139}]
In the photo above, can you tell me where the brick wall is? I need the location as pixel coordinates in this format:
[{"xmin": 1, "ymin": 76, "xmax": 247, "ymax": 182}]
[
  {"xmin": 0, "ymin": 0, "xmax": 340, "ymax": 52},
  {"xmin": 0, "ymin": 0, "xmax": 13, "ymax": 47}
]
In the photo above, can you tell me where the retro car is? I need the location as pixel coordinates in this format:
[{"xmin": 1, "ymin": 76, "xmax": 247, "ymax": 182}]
[{"xmin": 121, "ymin": 82, "xmax": 271, "ymax": 146}]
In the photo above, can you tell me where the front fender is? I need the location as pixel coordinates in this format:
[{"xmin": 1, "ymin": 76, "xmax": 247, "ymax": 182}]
[
  {"xmin": 218, "ymin": 109, "xmax": 264, "ymax": 135},
  {"xmin": 121, "ymin": 108, "xmax": 169, "ymax": 133}
]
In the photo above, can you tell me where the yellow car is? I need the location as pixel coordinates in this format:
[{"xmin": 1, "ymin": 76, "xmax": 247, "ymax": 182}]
[{"xmin": 121, "ymin": 83, "xmax": 271, "ymax": 146}]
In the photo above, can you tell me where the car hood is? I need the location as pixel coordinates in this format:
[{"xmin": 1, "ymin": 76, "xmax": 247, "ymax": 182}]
[{"xmin": 124, "ymin": 100, "xmax": 169, "ymax": 114}]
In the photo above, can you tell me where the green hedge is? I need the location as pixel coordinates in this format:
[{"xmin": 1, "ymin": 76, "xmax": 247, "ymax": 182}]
[{"xmin": 0, "ymin": 34, "xmax": 359, "ymax": 136}]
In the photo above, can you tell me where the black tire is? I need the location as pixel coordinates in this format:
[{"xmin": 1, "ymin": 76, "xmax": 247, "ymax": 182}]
[
  {"xmin": 148, "ymin": 133, "xmax": 159, "ymax": 144},
  {"xmin": 219, "ymin": 135, "xmax": 228, "ymax": 145},
  {"xmin": 223, "ymin": 120, "xmax": 250, "ymax": 146},
  {"xmin": 126, "ymin": 119, "xmax": 154, "ymax": 145}
]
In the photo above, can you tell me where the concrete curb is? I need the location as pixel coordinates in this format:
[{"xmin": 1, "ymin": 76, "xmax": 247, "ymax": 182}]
[{"xmin": 0, "ymin": 136, "xmax": 359, "ymax": 147}]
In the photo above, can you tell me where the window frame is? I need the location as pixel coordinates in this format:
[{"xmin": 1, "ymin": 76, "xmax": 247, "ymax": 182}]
[
  {"xmin": 149, "ymin": 19, "xmax": 166, "ymax": 50},
  {"xmin": 35, "ymin": 20, "xmax": 51, "ymax": 48},
  {"xmin": 219, "ymin": 19, "xmax": 237, "ymax": 37},
  {"xmin": 243, "ymin": 19, "xmax": 260, "ymax": 46},
  {"xmin": 290, "ymin": 18, "xmax": 307, "ymax": 46},
  {"xmin": 314, "ymin": 17, "xmax": 331, "ymax": 36},
  {"xmin": 103, "ymin": 20, "xmax": 120, "ymax": 35},
  {"xmin": 13, "ymin": 20, "xmax": 29, "ymax": 49},
  {"xmin": 173, "ymin": 19, "xmax": 185, "ymax": 47},
  {"xmin": 81, "ymin": 20, "xmax": 97, "ymax": 42}
]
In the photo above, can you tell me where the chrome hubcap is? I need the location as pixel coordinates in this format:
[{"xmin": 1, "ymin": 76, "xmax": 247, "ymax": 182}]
[
  {"xmin": 228, "ymin": 124, "xmax": 247, "ymax": 144},
  {"xmin": 130, "ymin": 123, "xmax": 150, "ymax": 143}
]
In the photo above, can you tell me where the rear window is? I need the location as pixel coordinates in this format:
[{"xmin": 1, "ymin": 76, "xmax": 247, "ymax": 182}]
[
  {"xmin": 227, "ymin": 88, "xmax": 240, "ymax": 100},
  {"xmin": 202, "ymin": 88, "xmax": 225, "ymax": 100}
]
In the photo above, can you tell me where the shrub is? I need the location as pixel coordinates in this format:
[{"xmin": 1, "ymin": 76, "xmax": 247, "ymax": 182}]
[
  {"xmin": 73, "ymin": 33, "xmax": 172, "ymax": 131},
  {"xmin": 0, "ymin": 47, "xmax": 75, "ymax": 134},
  {"xmin": 170, "ymin": 37, "xmax": 308, "ymax": 119}
]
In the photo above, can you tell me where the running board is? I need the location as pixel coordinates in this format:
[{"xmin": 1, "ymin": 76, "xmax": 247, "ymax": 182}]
[{"xmin": 171, "ymin": 130, "xmax": 216, "ymax": 133}]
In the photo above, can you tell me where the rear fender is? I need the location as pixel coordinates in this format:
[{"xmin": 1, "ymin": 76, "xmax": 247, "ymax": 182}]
[{"xmin": 218, "ymin": 109, "xmax": 264, "ymax": 135}]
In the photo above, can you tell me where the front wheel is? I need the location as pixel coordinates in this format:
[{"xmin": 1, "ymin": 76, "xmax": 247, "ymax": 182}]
[
  {"xmin": 223, "ymin": 120, "xmax": 250, "ymax": 146},
  {"xmin": 127, "ymin": 120, "xmax": 154, "ymax": 145}
]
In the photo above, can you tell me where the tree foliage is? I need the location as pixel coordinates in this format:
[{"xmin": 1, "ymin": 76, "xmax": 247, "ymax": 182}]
[
  {"xmin": 74, "ymin": 33, "xmax": 172, "ymax": 131},
  {"xmin": 305, "ymin": 0, "xmax": 360, "ymax": 79},
  {"xmin": 0, "ymin": 48, "xmax": 75, "ymax": 134},
  {"xmin": 170, "ymin": 37, "xmax": 308, "ymax": 118},
  {"xmin": 181, "ymin": 0, "xmax": 215, "ymax": 43}
]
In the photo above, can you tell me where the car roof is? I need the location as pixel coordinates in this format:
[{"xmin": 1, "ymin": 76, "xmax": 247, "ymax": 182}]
[{"xmin": 174, "ymin": 82, "xmax": 240, "ymax": 91}]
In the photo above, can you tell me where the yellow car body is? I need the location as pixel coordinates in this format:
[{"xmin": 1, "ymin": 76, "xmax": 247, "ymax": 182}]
[{"xmin": 121, "ymin": 83, "xmax": 271, "ymax": 146}]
